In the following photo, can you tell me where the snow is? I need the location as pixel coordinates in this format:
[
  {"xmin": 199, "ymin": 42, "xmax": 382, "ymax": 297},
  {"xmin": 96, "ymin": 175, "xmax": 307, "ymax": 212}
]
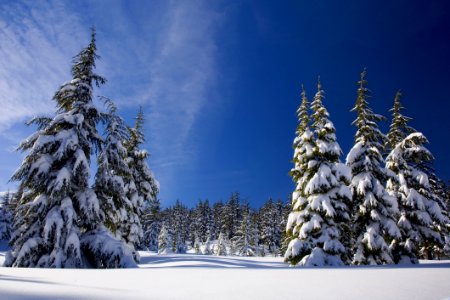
[{"xmin": 0, "ymin": 250, "xmax": 449, "ymax": 299}]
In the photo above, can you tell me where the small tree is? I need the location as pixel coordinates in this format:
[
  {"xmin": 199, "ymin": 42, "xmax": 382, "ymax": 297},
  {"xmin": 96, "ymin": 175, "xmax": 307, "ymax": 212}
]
[
  {"xmin": 215, "ymin": 232, "xmax": 229, "ymax": 256},
  {"xmin": 0, "ymin": 192, "xmax": 13, "ymax": 241},
  {"xmin": 233, "ymin": 206, "xmax": 258, "ymax": 256},
  {"xmin": 158, "ymin": 223, "xmax": 173, "ymax": 254}
]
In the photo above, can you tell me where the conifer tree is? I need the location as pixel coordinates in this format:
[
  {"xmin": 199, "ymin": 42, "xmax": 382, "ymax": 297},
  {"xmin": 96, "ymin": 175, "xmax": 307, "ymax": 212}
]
[
  {"xmin": 142, "ymin": 198, "xmax": 162, "ymax": 252},
  {"xmin": 233, "ymin": 211, "xmax": 258, "ymax": 256},
  {"xmin": 346, "ymin": 70, "xmax": 400, "ymax": 265},
  {"xmin": 0, "ymin": 192, "xmax": 13, "ymax": 241},
  {"xmin": 203, "ymin": 236, "xmax": 213, "ymax": 255},
  {"xmin": 285, "ymin": 80, "xmax": 352, "ymax": 266},
  {"xmin": 95, "ymin": 100, "xmax": 140, "ymax": 261},
  {"xmin": 215, "ymin": 232, "xmax": 228, "ymax": 256},
  {"xmin": 386, "ymin": 133, "xmax": 448, "ymax": 263},
  {"xmin": 158, "ymin": 223, "xmax": 173, "ymax": 254},
  {"xmin": 124, "ymin": 107, "xmax": 159, "ymax": 251},
  {"xmin": 7, "ymin": 29, "xmax": 135, "ymax": 268}
]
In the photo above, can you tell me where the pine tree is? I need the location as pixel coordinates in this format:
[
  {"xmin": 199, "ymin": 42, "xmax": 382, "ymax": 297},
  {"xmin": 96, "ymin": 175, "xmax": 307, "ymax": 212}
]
[
  {"xmin": 260, "ymin": 198, "xmax": 282, "ymax": 255},
  {"xmin": 158, "ymin": 223, "xmax": 173, "ymax": 254},
  {"xmin": 222, "ymin": 192, "xmax": 241, "ymax": 239},
  {"xmin": 124, "ymin": 107, "xmax": 159, "ymax": 251},
  {"xmin": 386, "ymin": 91, "xmax": 415, "ymax": 151},
  {"xmin": 215, "ymin": 232, "xmax": 229, "ymax": 256},
  {"xmin": 171, "ymin": 200, "xmax": 189, "ymax": 253},
  {"xmin": 232, "ymin": 206, "xmax": 258, "ymax": 256},
  {"xmin": 7, "ymin": 29, "xmax": 135, "ymax": 268},
  {"xmin": 285, "ymin": 80, "xmax": 352, "ymax": 266},
  {"xmin": 94, "ymin": 99, "xmax": 141, "ymax": 262},
  {"xmin": 203, "ymin": 236, "xmax": 213, "ymax": 255},
  {"xmin": 386, "ymin": 133, "xmax": 448, "ymax": 263},
  {"xmin": 142, "ymin": 197, "xmax": 162, "ymax": 252},
  {"xmin": 346, "ymin": 70, "xmax": 400, "ymax": 265},
  {"xmin": 0, "ymin": 192, "xmax": 13, "ymax": 241}
]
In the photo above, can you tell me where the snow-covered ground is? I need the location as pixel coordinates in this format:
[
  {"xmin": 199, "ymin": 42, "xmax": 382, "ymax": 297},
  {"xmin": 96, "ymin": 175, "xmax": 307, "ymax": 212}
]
[{"xmin": 1, "ymin": 249, "xmax": 449, "ymax": 300}]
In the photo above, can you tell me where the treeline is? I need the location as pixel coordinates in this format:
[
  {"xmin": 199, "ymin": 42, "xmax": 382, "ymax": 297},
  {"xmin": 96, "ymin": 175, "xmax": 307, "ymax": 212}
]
[
  {"xmin": 141, "ymin": 193, "xmax": 290, "ymax": 256},
  {"xmin": 285, "ymin": 71, "xmax": 450, "ymax": 267}
]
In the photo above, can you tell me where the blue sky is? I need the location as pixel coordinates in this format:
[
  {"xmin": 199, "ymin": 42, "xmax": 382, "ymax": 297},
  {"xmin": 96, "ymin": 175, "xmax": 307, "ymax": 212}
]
[{"xmin": 0, "ymin": 0, "xmax": 449, "ymax": 207}]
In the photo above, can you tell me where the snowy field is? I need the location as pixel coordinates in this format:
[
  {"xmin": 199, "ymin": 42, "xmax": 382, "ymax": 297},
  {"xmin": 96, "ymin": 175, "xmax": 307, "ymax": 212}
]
[{"xmin": 1, "ymin": 249, "xmax": 449, "ymax": 300}]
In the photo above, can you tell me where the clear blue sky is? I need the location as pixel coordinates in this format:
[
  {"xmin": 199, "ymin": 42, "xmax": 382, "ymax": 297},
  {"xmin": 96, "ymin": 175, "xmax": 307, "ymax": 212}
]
[{"xmin": 0, "ymin": 0, "xmax": 449, "ymax": 207}]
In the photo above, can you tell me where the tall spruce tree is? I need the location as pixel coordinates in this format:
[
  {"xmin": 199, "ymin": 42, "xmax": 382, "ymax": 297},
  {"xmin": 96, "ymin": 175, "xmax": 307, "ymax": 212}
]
[
  {"xmin": 285, "ymin": 80, "xmax": 352, "ymax": 266},
  {"xmin": 124, "ymin": 107, "xmax": 159, "ymax": 251},
  {"xmin": 7, "ymin": 29, "xmax": 135, "ymax": 268},
  {"xmin": 284, "ymin": 86, "xmax": 314, "ymax": 263},
  {"xmin": 386, "ymin": 133, "xmax": 448, "ymax": 263},
  {"xmin": 346, "ymin": 70, "xmax": 400, "ymax": 265}
]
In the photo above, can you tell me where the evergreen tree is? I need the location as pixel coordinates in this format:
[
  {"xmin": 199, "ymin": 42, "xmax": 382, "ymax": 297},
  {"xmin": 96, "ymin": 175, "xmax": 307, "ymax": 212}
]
[
  {"xmin": 0, "ymin": 192, "xmax": 13, "ymax": 241},
  {"xmin": 386, "ymin": 91, "xmax": 415, "ymax": 151},
  {"xmin": 211, "ymin": 201, "xmax": 224, "ymax": 240},
  {"xmin": 285, "ymin": 80, "xmax": 352, "ymax": 266},
  {"xmin": 169, "ymin": 200, "xmax": 189, "ymax": 253},
  {"xmin": 95, "ymin": 100, "xmax": 137, "ymax": 257},
  {"xmin": 124, "ymin": 107, "xmax": 159, "ymax": 250},
  {"xmin": 222, "ymin": 192, "xmax": 241, "ymax": 239},
  {"xmin": 386, "ymin": 133, "xmax": 448, "ymax": 263},
  {"xmin": 260, "ymin": 198, "xmax": 282, "ymax": 255},
  {"xmin": 142, "ymin": 198, "xmax": 162, "ymax": 252},
  {"xmin": 232, "ymin": 205, "xmax": 258, "ymax": 256},
  {"xmin": 203, "ymin": 236, "xmax": 213, "ymax": 255},
  {"xmin": 346, "ymin": 70, "xmax": 400, "ymax": 265},
  {"xmin": 158, "ymin": 223, "xmax": 173, "ymax": 254},
  {"xmin": 6, "ymin": 30, "xmax": 135, "ymax": 268},
  {"xmin": 215, "ymin": 232, "xmax": 229, "ymax": 256}
]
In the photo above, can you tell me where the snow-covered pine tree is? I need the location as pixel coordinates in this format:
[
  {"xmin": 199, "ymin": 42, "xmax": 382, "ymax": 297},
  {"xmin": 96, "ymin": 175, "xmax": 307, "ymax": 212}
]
[
  {"xmin": 386, "ymin": 133, "xmax": 448, "ymax": 263},
  {"xmin": 211, "ymin": 201, "xmax": 224, "ymax": 240},
  {"xmin": 94, "ymin": 99, "xmax": 140, "ymax": 261},
  {"xmin": 142, "ymin": 197, "xmax": 162, "ymax": 252},
  {"xmin": 203, "ymin": 236, "xmax": 213, "ymax": 255},
  {"xmin": 215, "ymin": 232, "xmax": 229, "ymax": 256},
  {"xmin": 285, "ymin": 80, "xmax": 352, "ymax": 266},
  {"xmin": 193, "ymin": 234, "xmax": 201, "ymax": 254},
  {"xmin": 386, "ymin": 91, "xmax": 415, "ymax": 151},
  {"xmin": 260, "ymin": 198, "xmax": 282, "ymax": 255},
  {"xmin": 158, "ymin": 223, "xmax": 173, "ymax": 254},
  {"xmin": 0, "ymin": 192, "xmax": 13, "ymax": 241},
  {"xmin": 170, "ymin": 200, "xmax": 189, "ymax": 253},
  {"xmin": 284, "ymin": 86, "xmax": 315, "ymax": 264},
  {"xmin": 222, "ymin": 192, "xmax": 241, "ymax": 240},
  {"xmin": 7, "ymin": 29, "xmax": 135, "ymax": 268},
  {"xmin": 124, "ymin": 107, "xmax": 159, "ymax": 251},
  {"xmin": 193, "ymin": 200, "xmax": 213, "ymax": 243},
  {"xmin": 346, "ymin": 70, "xmax": 400, "ymax": 265},
  {"xmin": 232, "ymin": 203, "xmax": 258, "ymax": 256}
]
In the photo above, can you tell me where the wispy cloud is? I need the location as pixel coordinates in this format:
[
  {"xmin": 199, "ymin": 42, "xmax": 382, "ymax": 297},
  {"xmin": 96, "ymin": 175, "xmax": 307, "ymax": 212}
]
[
  {"xmin": 0, "ymin": 1, "xmax": 87, "ymax": 132},
  {"xmin": 119, "ymin": 1, "xmax": 220, "ymax": 166},
  {"xmin": 96, "ymin": 1, "xmax": 223, "ymax": 200}
]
